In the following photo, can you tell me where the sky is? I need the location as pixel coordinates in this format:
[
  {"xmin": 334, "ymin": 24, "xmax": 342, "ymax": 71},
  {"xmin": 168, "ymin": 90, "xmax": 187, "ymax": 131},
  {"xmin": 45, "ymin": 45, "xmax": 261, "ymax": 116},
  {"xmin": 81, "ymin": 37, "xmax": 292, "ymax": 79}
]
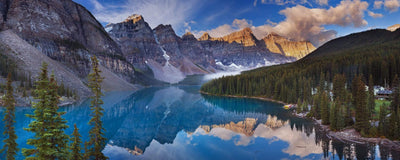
[{"xmin": 73, "ymin": 0, "xmax": 400, "ymax": 46}]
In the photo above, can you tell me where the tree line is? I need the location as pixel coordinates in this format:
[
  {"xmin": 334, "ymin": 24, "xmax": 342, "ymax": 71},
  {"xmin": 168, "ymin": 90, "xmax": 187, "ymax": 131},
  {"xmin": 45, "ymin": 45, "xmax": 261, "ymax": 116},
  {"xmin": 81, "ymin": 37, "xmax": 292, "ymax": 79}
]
[
  {"xmin": 0, "ymin": 54, "xmax": 77, "ymax": 99},
  {"xmin": 201, "ymin": 38, "xmax": 400, "ymax": 139},
  {"xmin": 0, "ymin": 56, "xmax": 108, "ymax": 160}
]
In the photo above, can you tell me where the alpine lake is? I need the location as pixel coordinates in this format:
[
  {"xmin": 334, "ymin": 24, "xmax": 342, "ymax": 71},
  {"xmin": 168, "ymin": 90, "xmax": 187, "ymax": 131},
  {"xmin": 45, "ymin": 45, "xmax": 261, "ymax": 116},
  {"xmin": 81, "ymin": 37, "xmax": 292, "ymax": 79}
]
[{"xmin": 0, "ymin": 75, "xmax": 399, "ymax": 160}]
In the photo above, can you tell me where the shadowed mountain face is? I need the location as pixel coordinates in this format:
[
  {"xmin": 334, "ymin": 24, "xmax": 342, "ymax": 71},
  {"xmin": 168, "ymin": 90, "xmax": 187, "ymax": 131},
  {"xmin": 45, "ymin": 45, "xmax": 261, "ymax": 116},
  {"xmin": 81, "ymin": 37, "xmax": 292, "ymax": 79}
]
[
  {"xmin": 0, "ymin": 0, "xmax": 135, "ymax": 83},
  {"xmin": 106, "ymin": 15, "xmax": 315, "ymax": 83},
  {"xmin": 1, "ymin": 86, "xmax": 395, "ymax": 159}
]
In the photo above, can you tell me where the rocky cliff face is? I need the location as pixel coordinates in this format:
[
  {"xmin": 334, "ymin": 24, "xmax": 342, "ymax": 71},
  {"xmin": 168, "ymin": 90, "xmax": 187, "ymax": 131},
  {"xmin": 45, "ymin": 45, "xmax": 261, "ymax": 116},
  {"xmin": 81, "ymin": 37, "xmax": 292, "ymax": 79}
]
[
  {"xmin": 0, "ymin": 0, "xmax": 134, "ymax": 82},
  {"xmin": 262, "ymin": 33, "xmax": 316, "ymax": 59},
  {"xmin": 107, "ymin": 16, "xmax": 214, "ymax": 83},
  {"xmin": 106, "ymin": 15, "xmax": 164, "ymax": 71},
  {"xmin": 198, "ymin": 29, "xmax": 293, "ymax": 69},
  {"xmin": 107, "ymin": 15, "xmax": 315, "ymax": 83},
  {"xmin": 387, "ymin": 24, "xmax": 400, "ymax": 32}
]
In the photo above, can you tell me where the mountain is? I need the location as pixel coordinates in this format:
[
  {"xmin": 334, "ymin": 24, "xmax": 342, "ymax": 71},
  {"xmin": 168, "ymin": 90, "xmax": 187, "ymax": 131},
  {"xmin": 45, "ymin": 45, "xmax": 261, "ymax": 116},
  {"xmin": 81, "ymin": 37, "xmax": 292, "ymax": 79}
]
[
  {"xmin": 262, "ymin": 33, "xmax": 316, "ymax": 59},
  {"xmin": 0, "ymin": 0, "xmax": 135, "ymax": 80},
  {"xmin": 0, "ymin": 0, "xmax": 140, "ymax": 100},
  {"xmin": 201, "ymin": 28, "xmax": 400, "ymax": 103},
  {"xmin": 106, "ymin": 15, "xmax": 214, "ymax": 83},
  {"xmin": 303, "ymin": 28, "xmax": 400, "ymax": 59},
  {"xmin": 387, "ymin": 24, "xmax": 400, "ymax": 32},
  {"xmin": 106, "ymin": 15, "xmax": 315, "ymax": 83}
]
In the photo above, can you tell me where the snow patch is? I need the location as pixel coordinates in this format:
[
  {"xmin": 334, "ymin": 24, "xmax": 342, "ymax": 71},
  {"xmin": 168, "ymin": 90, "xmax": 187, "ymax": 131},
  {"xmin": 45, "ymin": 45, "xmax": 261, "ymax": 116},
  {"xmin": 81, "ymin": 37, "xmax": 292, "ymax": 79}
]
[
  {"xmin": 148, "ymin": 33, "xmax": 186, "ymax": 83},
  {"xmin": 104, "ymin": 26, "xmax": 113, "ymax": 32},
  {"xmin": 146, "ymin": 59, "xmax": 185, "ymax": 84}
]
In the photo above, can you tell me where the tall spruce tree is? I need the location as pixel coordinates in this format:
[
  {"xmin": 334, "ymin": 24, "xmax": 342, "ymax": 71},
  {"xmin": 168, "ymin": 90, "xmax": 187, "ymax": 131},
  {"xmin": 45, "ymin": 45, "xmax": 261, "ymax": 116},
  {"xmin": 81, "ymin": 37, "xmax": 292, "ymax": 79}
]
[
  {"xmin": 2, "ymin": 73, "xmax": 18, "ymax": 160},
  {"xmin": 47, "ymin": 73, "xmax": 69, "ymax": 159},
  {"xmin": 71, "ymin": 124, "xmax": 83, "ymax": 160},
  {"xmin": 85, "ymin": 56, "xmax": 108, "ymax": 160},
  {"xmin": 23, "ymin": 62, "xmax": 52, "ymax": 159},
  {"xmin": 321, "ymin": 92, "xmax": 330, "ymax": 125},
  {"xmin": 389, "ymin": 75, "xmax": 400, "ymax": 139},
  {"xmin": 352, "ymin": 75, "xmax": 369, "ymax": 135},
  {"xmin": 367, "ymin": 75, "xmax": 375, "ymax": 119},
  {"xmin": 329, "ymin": 101, "xmax": 337, "ymax": 130},
  {"xmin": 378, "ymin": 104, "xmax": 387, "ymax": 136},
  {"xmin": 23, "ymin": 63, "xmax": 69, "ymax": 159}
]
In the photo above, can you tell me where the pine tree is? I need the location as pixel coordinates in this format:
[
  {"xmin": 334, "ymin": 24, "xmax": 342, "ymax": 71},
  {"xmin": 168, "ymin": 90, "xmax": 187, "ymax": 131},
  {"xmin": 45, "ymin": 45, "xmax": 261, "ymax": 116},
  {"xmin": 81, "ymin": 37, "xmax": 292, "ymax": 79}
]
[
  {"xmin": 367, "ymin": 74, "xmax": 375, "ymax": 119},
  {"xmin": 71, "ymin": 124, "xmax": 83, "ymax": 160},
  {"xmin": 23, "ymin": 62, "xmax": 52, "ymax": 159},
  {"xmin": 321, "ymin": 92, "xmax": 330, "ymax": 125},
  {"xmin": 378, "ymin": 104, "xmax": 387, "ymax": 136},
  {"xmin": 2, "ymin": 73, "xmax": 18, "ymax": 160},
  {"xmin": 47, "ymin": 73, "xmax": 69, "ymax": 159},
  {"xmin": 296, "ymin": 98, "xmax": 302, "ymax": 114},
  {"xmin": 389, "ymin": 75, "xmax": 400, "ymax": 139},
  {"xmin": 23, "ymin": 63, "xmax": 69, "ymax": 159},
  {"xmin": 85, "ymin": 56, "xmax": 108, "ymax": 160},
  {"xmin": 330, "ymin": 101, "xmax": 337, "ymax": 130},
  {"xmin": 352, "ymin": 75, "xmax": 369, "ymax": 135},
  {"xmin": 337, "ymin": 104, "xmax": 346, "ymax": 130}
]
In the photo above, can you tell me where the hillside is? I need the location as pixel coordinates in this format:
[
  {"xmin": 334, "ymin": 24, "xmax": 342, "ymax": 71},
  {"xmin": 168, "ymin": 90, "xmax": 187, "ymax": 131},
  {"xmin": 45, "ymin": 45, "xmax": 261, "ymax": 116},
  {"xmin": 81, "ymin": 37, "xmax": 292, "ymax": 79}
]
[{"xmin": 201, "ymin": 28, "xmax": 400, "ymax": 103}]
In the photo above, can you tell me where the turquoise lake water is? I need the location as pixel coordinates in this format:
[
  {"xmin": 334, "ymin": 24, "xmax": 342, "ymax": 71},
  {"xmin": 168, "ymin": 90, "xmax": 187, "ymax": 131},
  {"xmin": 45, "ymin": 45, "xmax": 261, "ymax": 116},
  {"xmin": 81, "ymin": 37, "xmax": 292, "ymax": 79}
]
[{"xmin": 0, "ymin": 86, "xmax": 398, "ymax": 159}]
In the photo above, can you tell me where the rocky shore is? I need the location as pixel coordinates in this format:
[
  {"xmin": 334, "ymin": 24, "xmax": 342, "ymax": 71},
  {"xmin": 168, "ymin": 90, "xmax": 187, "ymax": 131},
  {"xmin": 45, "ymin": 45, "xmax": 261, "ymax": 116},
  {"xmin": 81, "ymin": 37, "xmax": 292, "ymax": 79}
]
[
  {"xmin": 294, "ymin": 111, "xmax": 400, "ymax": 152},
  {"xmin": 199, "ymin": 91, "xmax": 400, "ymax": 152}
]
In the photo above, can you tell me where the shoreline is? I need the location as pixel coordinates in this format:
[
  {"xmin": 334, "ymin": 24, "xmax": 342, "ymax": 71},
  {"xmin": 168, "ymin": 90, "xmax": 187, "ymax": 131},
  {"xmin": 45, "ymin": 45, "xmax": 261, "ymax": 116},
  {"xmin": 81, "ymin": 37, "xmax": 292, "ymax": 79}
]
[
  {"xmin": 200, "ymin": 90, "xmax": 400, "ymax": 151},
  {"xmin": 199, "ymin": 91, "xmax": 288, "ymax": 105}
]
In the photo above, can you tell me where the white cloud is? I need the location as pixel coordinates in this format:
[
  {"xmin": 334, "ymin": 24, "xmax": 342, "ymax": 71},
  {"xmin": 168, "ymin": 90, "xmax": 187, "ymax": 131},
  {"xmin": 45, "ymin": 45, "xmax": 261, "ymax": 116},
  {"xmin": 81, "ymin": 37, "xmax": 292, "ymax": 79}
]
[
  {"xmin": 89, "ymin": 0, "xmax": 104, "ymax": 10},
  {"xmin": 374, "ymin": 0, "xmax": 384, "ymax": 9},
  {"xmin": 90, "ymin": 0, "xmax": 201, "ymax": 31},
  {"xmin": 368, "ymin": 11, "xmax": 384, "ymax": 18},
  {"xmin": 384, "ymin": 0, "xmax": 400, "ymax": 12},
  {"xmin": 315, "ymin": 0, "xmax": 328, "ymax": 5},
  {"xmin": 373, "ymin": 0, "xmax": 400, "ymax": 12},
  {"xmin": 192, "ymin": 19, "xmax": 253, "ymax": 38},
  {"xmin": 253, "ymin": 0, "xmax": 311, "ymax": 6},
  {"xmin": 192, "ymin": 0, "xmax": 369, "ymax": 47}
]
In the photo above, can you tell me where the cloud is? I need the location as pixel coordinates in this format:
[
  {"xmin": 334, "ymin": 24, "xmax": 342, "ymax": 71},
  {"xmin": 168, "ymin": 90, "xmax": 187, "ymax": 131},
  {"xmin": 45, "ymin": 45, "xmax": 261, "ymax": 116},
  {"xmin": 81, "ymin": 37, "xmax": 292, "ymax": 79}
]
[
  {"xmin": 192, "ymin": 0, "xmax": 369, "ymax": 47},
  {"xmin": 253, "ymin": 0, "xmax": 310, "ymax": 6},
  {"xmin": 184, "ymin": 21, "xmax": 196, "ymax": 33},
  {"xmin": 89, "ymin": 0, "xmax": 104, "ymax": 10},
  {"xmin": 89, "ymin": 0, "xmax": 201, "ymax": 31},
  {"xmin": 315, "ymin": 0, "xmax": 329, "ymax": 5},
  {"xmin": 192, "ymin": 19, "xmax": 253, "ymax": 38},
  {"xmin": 374, "ymin": 0, "xmax": 383, "ymax": 9},
  {"xmin": 384, "ymin": 0, "xmax": 400, "ymax": 12},
  {"xmin": 368, "ymin": 11, "xmax": 384, "ymax": 17}
]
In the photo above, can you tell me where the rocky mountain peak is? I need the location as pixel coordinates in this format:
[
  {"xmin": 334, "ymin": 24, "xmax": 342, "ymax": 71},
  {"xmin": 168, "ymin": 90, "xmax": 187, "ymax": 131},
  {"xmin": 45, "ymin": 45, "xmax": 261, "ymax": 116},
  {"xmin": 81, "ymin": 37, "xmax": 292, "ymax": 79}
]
[
  {"xmin": 262, "ymin": 32, "xmax": 316, "ymax": 59},
  {"xmin": 199, "ymin": 32, "xmax": 212, "ymax": 41},
  {"xmin": 154, "ymin": 24, "xmax": 174, "ymax": 33},
  {"xmin": 387, "ymin": 24, "xmax": 400, "ymax": 32},
  {"xmin": 265, "ymin": 32, "xmax": 285, "ymax": 40},
  {"xmin": 106, "ymin": 14, "xmax": 153, "ymax": 39},
  {"xmin": 222, "ymin": 27, "xmax": 257, "ymax": 46},
  {"xmin": 182, "ymin": 32, "xmax": 196, "ymax": 41},
  {"xmin": 124, "ymin": 14, "xmax": 144, "ymax": 23}
]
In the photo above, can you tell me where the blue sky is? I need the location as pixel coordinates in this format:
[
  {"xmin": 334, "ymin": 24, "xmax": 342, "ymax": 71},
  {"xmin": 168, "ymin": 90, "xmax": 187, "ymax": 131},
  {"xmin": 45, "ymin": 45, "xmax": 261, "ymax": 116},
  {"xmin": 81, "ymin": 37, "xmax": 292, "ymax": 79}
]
[{"xmin": 73, "ymin": 0, "xmax": 400, "ymax": 46}]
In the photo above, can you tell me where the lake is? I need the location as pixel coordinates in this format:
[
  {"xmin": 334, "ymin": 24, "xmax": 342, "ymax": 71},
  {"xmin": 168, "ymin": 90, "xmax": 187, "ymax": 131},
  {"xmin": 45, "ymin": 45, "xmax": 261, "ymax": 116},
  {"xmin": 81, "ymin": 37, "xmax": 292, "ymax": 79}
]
[{"xmin": 0, "ymin": 86, "xmax": 398, "ymax": 159}]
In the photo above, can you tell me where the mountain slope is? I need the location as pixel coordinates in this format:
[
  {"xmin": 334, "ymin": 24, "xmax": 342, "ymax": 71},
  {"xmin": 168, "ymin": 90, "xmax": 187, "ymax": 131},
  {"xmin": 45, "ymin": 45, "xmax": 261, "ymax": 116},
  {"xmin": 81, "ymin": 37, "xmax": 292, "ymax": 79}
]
[
  {"xmin": 0, "ymin": 0, "xmax": 135, "ymax": 82},
  {"xmin": 201, "ymin": 28, "xmax": 400, "ymax": 103},
  {"xmin": 303, "ymin": 29, "xmax": 400, "ymax": 59},
  {"xmin": 0, "ymin": 30, "xmax": 91, "ymax": 98}
]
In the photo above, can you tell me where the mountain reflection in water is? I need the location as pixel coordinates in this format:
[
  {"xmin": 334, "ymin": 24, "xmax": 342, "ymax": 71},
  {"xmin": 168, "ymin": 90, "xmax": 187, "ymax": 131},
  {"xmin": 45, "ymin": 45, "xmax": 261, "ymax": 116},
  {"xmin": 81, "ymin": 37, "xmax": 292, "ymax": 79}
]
[{"xmin": 1, "ymin": 86, "xmax": 399, "ymax": 159}]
